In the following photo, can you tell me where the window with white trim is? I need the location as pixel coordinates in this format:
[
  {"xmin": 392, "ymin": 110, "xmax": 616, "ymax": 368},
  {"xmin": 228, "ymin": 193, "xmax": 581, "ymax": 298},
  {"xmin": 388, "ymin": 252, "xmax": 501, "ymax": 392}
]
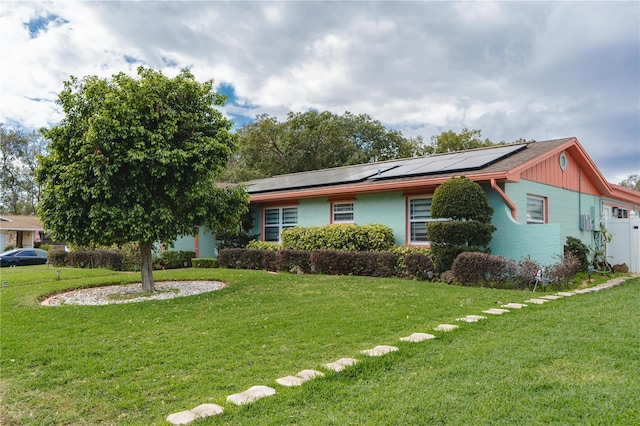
[
  {"xmin": 526, "ymin": 195, "xmax": 546, "ymax": 224},
  {"xmin": 612, "ymin": 206, "xmax": 628, "ymax": 219},
  {"xmin": 409, "ymin": 197, "xmax": 432, "ymax": 243},
  {"xmin": 332, "ymin": 202, "xmax": 354, "ymax": 223},
  {"xmin": 264, "ymin": 207, "xmax": 298, "ymax": 242}
]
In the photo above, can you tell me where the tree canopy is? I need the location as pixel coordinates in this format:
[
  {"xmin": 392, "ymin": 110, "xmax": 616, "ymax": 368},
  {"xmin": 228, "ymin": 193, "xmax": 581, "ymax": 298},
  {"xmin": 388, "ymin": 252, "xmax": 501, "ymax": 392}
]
[
  {"xmin": 426, "ymin": 128, "xmax": 501, "ymax": 154},
  {"xmin": 619, "ymin": 174, "xmax": 640, "ymax": 192},
  {"xmin": 222, "ymin": 111, "xmax": 426, "ymax": 181},
  {"xmin": 0, "ymin": 125, "xmax": 47, "ymax": 215},
  {"xmin": 37, "ymin": 67, "xmax": 248, "ymax": 291}
]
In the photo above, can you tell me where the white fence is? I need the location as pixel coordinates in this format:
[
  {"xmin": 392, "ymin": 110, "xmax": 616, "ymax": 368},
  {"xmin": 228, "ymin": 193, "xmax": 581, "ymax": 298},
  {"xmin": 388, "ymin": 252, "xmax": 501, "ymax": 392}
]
[{"xmin": 606, "ymin": 214, "xmax": 639, "ymax": 273}]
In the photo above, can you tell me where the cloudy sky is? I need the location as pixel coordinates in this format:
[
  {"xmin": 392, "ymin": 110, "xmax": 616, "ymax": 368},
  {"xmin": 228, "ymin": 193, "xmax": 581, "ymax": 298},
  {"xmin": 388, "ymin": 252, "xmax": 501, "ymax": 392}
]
[{"xmin": 1, "ymin": 1, "xmax": 638, "ymax": 183}]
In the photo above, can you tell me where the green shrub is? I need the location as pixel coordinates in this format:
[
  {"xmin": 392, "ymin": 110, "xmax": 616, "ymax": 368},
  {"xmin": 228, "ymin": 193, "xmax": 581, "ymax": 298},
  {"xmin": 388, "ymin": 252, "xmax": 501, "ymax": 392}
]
[
  {"xmin": 114, "ymin": 242, "xmax": 141, "ymax": 271},
  {"xmin": 564, "ymin": 236, "xmax": 590, "ymax": 271},
  {"xmin": 246, "ymin": 240, "xmax": 281, "ymax": 251},
  {"xmin": 427, "ymin": 177, "xmax": 496, "ymax": 273},
  {"xmin": 404, "ymin": 252, "xmax": 436, "ymax": 280},
  {"xmin": 192, "ymin": 258, "xmax": 218, "ymax": 268},
  {"xmin": 281, "ymin": 224, "xmax": 395, "ymax": 252},
  {"xmin": 154, "ymin": 251, "xmax": 195, "ymax": 269}
]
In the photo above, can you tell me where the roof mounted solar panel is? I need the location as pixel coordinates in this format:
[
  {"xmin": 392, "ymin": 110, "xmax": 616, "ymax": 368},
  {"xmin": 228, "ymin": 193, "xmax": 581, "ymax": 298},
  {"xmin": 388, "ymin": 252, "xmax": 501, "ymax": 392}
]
[
  {"xmin": 246, "ymin": 161, "xmax": 403, "ymax": 193},
  {"xmin": 371, "ymin": 144, "xmax": 526, "ymax": 180}
]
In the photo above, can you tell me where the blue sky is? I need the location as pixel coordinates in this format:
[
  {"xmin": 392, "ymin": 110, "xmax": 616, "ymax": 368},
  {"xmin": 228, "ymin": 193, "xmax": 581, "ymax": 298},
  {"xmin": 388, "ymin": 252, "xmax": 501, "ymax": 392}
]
[{"xmin": 1, "ymin": 1, "xmax": 638, "ymax": 183}]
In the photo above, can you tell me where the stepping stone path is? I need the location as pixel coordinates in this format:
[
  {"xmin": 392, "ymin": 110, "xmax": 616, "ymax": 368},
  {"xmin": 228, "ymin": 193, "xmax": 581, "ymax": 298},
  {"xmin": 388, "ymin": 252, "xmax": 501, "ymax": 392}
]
[
  {"xmin": 276, "ymin": 369, "xmax": 325, "ymax": 387},
  {"xmin": 456, "ymin": 315, "xmax": 487, "ymax": 323},
  {"xmin": 166, "ymin": 404, "xmax": 224, "ymax": 425},
  {"xmin": 526, "ymin": 298, "xmax": 549, "ymax": 304},
  {"xmin": 400, "ymin": 332, "xmax": 436, "ymax": 342},
  {"xmin": 226, "ymin": 385, "xmax": 276, "ymax": 406},
  {"xmin": 539, "ymin": 295, "xmax": 562, "ymax": 300},
  {"xmin": 483, "ymin": 308, "xmax": 510, "ymax": 315},
  {"xmin": 434, "ymin": 324, "xmax": 459, "ymax": 332},
  {"xmin": 361, "ymin": 345, "xmax": 399, "ymax": 356},
  {"xmin": 501, "ymin": 303, "xmax": 527, "ymax": 309},
  {"xmin": 324, "ymin": 357, "xmax": 359, "ymax": 372},
  {"xmin": 166, "ymin": 275, "xmax": 637, "ymax": 423}
]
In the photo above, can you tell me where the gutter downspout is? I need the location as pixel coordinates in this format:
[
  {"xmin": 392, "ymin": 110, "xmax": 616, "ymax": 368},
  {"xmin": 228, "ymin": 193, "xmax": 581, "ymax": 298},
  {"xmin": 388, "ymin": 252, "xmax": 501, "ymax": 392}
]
[{"xmin": 491, "ymin": 178, "xmax": 517, "ymax": 221}]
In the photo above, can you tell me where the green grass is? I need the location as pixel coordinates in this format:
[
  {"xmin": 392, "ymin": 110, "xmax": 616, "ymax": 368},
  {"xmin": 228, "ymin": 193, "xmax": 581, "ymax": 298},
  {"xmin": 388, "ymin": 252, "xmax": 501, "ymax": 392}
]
[{"xmin": 1, "ymin": 266, "xmax": 638, "ymax": 425}]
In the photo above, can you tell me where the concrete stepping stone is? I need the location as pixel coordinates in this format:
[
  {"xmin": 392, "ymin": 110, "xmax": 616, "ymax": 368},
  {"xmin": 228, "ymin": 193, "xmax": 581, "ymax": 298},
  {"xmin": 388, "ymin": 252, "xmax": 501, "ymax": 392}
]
[
  {"xmin": 556, "ymin": 292, "xmax": 575, "ymax": 297},
  {"xmin": 539, "ymin": 295, "xmax": 562, "ymax": 300},
  {"xmin": 166, "ymin": 404, "xmax": 223, "ymax": 425},
  {"xmin": 483, "ymin": 308, "xmax": 510, "ymax": 315},
  {"xmin": 361, "ymin": 345, "xmax": 399, "ymax": 356},
  {"xmin": 324, "ymin": 357, "xmax": 358, "ymax": 372},
  {"xmin": 226, "ymin": 385, "xmax": 276, "ymax": 406},
  {"xmin": 526, "ymin": 298, "xmax": 548, "ymax": 304},
  {"xmin": 296, "ymin": 369, "xmax": 325, "ymax": 380},
  {"xmin": 400, "ymin": 332, "xmax": 436, "ymax": 342},
  {"xmin": 276, "ymin": 369, "xmax": 325, "ymax": 386},
  {"xmin": 456, "ymin": 315, "xmax": 487, "ymax": 323},
  {"xmin": 501, "ymin": 303, "xmax": 527, "ymax": 309},
  {"xmin": 434, "ymin": 324, "xmax": 459, "ymax": 332},
  {"xmin": 276, "ymin": 375, "xmax": 305, "ymax": 387}
]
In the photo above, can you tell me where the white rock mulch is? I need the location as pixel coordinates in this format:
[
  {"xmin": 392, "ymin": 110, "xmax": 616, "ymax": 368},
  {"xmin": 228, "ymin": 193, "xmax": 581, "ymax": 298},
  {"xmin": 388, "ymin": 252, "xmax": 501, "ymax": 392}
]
[{"xmin": 41, "ymin": 281, "xmax": 226, "ymax": 306}]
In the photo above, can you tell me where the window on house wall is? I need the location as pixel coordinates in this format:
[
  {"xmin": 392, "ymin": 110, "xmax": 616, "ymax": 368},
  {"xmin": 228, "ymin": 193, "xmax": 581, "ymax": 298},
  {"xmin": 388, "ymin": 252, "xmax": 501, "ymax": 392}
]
[
  {"xmin": 526, "ymin": 195, "xmax": 546, "ymax": 224},
  {"xmin": 409, "ymin": 197, "xmax": 432, "ymax": 243},
  {"xmin": 332, "ymin": 202, "xmax": 354, "ymax": 223},
  {"xmin": 612, "ymin": 207, "xmax": 628, "ymax": 219},
  {"xmin": 264, "ymin": 207, "xmax": 298, "ymax": 242}
]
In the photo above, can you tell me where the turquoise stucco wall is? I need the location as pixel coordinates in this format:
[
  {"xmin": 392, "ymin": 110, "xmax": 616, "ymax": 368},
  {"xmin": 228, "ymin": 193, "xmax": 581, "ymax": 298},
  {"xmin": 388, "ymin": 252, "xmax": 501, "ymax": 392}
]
[
  {"xmin": 487, "ymin": 180, "xmax": 601, "ymax": 266},
  {"xmin": 355, "ymin": 192, "xmax": 406, "ymax": 246},
  {"xmin": 169, "ymin": 227, "xmax": 218, "ymax": 258}
]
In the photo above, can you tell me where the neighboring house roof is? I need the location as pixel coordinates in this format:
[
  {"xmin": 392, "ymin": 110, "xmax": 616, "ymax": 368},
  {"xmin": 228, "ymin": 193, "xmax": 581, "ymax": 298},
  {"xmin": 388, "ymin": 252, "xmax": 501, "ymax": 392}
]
[
  {"xmin": 245, "ymin": 137, "xmax": 640, "ymax": 208},
  {"xmin": 0, "ymin": 215, "xmax": 44, "ymax": 231}
]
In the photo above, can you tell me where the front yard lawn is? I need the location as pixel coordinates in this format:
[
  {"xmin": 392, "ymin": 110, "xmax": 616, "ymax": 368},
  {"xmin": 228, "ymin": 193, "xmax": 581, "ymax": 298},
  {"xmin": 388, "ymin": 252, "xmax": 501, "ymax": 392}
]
[{"xmin": 1, "ymin": 266, "xmax": 638, "ymax": 425}]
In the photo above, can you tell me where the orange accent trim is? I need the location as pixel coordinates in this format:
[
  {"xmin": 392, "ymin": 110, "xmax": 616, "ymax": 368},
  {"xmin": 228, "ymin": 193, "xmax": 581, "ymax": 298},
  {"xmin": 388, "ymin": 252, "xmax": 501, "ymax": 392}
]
[
  {"xmin": 194, "ymin": 233, "xmax": 199, "ymax": 258},
  {"xmin": 491, "ymin": 178, "xmax": 517, "ymax": 221}
]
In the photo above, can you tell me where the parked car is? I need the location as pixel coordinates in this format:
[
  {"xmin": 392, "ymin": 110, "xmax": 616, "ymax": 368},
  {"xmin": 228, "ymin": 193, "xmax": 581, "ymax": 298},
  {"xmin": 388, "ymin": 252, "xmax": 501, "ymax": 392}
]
[{"xmin": 0, "ymin": 248, "xmax": 48, "ymax": 267}]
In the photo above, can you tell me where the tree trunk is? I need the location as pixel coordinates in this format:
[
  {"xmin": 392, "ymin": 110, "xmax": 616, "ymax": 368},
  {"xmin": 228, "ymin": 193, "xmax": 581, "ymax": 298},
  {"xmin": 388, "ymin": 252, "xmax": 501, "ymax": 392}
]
[{"xmin": 140, "ymin": 241, "xmax": 155, "ymax": 292}]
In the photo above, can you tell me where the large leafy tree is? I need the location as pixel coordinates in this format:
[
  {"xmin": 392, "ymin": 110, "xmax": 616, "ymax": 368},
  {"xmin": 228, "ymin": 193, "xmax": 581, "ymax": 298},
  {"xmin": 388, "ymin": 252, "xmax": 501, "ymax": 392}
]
[
  {"xmin": 0, "ymin": 125, "xmax": 47, "ymax": 215},
  {"xmin": 222, "ymin": 111, "xmax": 425, "ymax": 181},
  {"xmin": 37, "ymin": 67, "xmax": 248, "ymax": 291}
]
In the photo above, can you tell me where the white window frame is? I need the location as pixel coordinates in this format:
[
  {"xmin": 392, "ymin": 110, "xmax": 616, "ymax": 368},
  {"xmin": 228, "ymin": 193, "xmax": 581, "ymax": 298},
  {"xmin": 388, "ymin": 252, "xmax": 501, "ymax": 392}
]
[
  {"xmin": 408, "ymin": 197, "xmax": 432, "ymax": 244},
  {"xmin": 263, "ymin": 206, "xmax": 298, "ymax": 242},
  {"xmin": 526, "ymin": 195, "xmax": 546, "ymax": 224},
  {"xmin": 332, "ymin": 202, "xmax": 354, "ymax": 224}
]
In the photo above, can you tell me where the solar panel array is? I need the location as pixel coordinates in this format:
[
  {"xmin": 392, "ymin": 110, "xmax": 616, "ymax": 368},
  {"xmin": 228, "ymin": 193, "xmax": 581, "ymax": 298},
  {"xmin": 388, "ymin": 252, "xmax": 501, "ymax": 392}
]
[
  {"xmin": 246, "ymin": 144, "xmax": 527, "ymax": 193},
  {"xmin": 370, "ymin": 144, "xmax": 527, "ymax": 180}
]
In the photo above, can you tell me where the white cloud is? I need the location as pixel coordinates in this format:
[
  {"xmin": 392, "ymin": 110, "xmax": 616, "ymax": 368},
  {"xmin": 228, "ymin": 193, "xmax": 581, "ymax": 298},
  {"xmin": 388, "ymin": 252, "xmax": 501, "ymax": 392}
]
[{"xmin": 0, "ymin": 1, "xmax": 637, "ymax": 181}]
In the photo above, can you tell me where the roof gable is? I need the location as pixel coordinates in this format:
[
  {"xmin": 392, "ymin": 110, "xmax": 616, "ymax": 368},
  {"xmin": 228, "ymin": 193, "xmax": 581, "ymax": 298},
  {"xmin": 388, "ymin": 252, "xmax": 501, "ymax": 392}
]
[{"xmin": 0, "ymin": 215, "xmax": 43, "ymax": 231}]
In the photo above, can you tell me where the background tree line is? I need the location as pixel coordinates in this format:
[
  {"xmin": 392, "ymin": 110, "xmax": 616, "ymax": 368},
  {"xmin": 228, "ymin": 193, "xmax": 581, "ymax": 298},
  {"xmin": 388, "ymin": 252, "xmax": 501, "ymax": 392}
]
[{"xmin": 2, "ymin": 113, "xmax": 638, "ymax": 216}]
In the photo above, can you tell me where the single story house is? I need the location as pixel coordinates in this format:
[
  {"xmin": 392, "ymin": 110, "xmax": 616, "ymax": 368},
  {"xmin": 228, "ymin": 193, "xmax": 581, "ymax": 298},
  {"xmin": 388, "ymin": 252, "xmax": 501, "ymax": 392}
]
[
  {"xmin": 0, "ymin": 215, "xmax": 44, "ymax": 252},
  {"xmin": 173, "ymin": 137, "xmax": 640, "ymax": 272}
]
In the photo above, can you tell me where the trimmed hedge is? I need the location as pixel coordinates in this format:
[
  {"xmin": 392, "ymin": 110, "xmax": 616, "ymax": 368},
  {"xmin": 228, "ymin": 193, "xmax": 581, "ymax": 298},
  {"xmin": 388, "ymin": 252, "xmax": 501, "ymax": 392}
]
[
  {"xmin": 310, "ymin": 250, "xmax": 397, "ymax": 277},
  {"xmin": 281, "ymin": 224, "xmax": 395, "ymax": 252},
  {"xmin": 154, "ymin": 251, "xmax": 195, "ymax": 269},
  {"xmin": 218, "ymin": 247, "xmax": 433, "ymax": 280},
  {"xmin": 65, "ymin": 249, "xmax": 123, "ymax": 270},
  {"xmin": 192, "ymin": 258, "xmax": 218, "ymax": 268},
  {"xmin": 47, "ymin": 249, "xmax": 68, "ymax": 267}
]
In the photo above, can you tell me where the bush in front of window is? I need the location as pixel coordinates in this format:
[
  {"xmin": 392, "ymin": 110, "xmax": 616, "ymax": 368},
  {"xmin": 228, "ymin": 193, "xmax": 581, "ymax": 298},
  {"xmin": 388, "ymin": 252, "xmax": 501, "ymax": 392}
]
[
  {"xmin": 280, "ymin": 223, "xmax": 395, "ymax": 252},
  {"xmin": 427, "ymin": 177, "xmax": 496, "ymax": 273}
]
